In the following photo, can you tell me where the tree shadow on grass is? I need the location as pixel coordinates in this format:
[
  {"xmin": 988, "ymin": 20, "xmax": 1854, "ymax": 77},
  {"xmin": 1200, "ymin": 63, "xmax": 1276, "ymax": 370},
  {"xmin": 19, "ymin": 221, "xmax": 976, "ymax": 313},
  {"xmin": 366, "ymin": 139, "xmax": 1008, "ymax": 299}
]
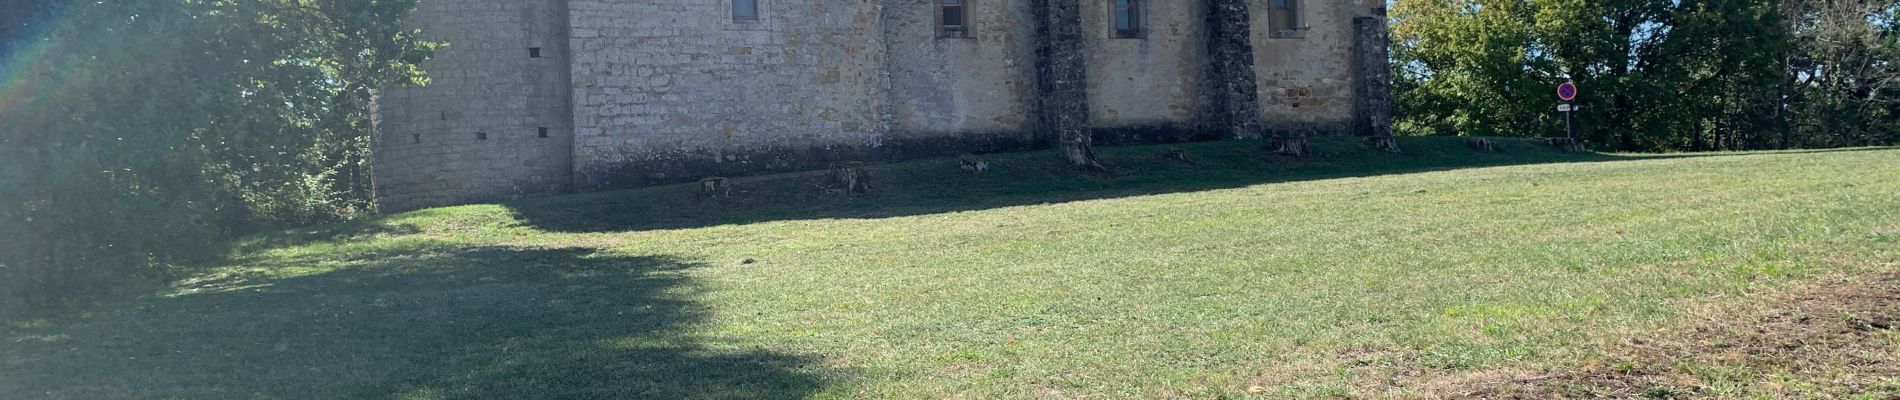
[
  {"xmin": 500, "ymin": 137, "xmax": 1894, "ymax": 234},
  {"xmin": 0, "ymin": 247, "xmax": 828, "ymax": 399}
]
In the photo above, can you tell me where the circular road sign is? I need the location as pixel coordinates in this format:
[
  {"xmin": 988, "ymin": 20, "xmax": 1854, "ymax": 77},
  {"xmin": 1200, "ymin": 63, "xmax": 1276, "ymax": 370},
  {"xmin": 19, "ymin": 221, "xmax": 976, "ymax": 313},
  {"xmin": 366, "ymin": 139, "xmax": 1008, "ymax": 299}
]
[{"xmin": 1557, "ymin": 82, "xmax": 1578, "ymax": 101}]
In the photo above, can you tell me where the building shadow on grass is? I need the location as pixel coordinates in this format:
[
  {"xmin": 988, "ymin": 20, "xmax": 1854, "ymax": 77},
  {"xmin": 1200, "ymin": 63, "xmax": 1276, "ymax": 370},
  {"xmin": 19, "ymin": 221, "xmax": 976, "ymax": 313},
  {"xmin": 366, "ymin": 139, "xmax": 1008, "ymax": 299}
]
[
  {"xmin": 499, "ymin": 138, "xmax": 1893, "ymax": 234},
  {"xmin": 216, "ymin": 138, "xmax": 1892, "ymax": 242},
  {"xmin": 0, "ymin": 247, "xmax": 827, "ymax": 400}
]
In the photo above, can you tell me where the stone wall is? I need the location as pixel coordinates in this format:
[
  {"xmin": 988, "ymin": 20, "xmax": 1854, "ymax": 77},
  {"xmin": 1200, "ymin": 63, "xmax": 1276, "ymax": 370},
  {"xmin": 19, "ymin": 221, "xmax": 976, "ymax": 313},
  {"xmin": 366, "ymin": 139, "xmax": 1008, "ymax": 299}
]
[
  {"xmin": 1033, "ymin": 0, "xmax": 1092, "ymax": 149},
  {"xmin": 1078, "ymin": 0, "xmax": 1214, "ymax": 144},
  {"xmin": 567, "ymin": 0, "xmax": 892, "ymax": 189},
  {"xmin": 373, "ymin": 0, "xmax": 574, "ymax": 212},
  {"xmin": 1248, "ymin": 0, "xmax": 1382, "ymax": 136},
  {"xmin": 881, "ymin": 0, "xmax": 1041, "ymax": 152},
  {"xmin": 1207, "ymin": 0, "xmax": 1264, "ymax": 140},
  {"xmin": 373, "ymin": 0, "xmax": 1392, "ymax": 210},
  {"xmin": 1352, "ymin": 7, "xmax": 1393, "ymax": 137}
]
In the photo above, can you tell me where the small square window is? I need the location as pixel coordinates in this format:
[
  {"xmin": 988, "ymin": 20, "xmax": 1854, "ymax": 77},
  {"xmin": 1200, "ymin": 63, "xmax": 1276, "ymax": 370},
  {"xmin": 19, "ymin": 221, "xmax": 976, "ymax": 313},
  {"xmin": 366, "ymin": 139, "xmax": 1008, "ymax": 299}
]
[
  {"xmin": 939, "ymin": 0, "xmax": 969, "ymax": 38},
  {"xmin": 1269, "ymin": 0, "xmax": 1303, "ymax": 39},
  {"xmin": 529, "ymin": 47, "xmax": 542, "ymax": 58},
  {"xmin": 476, "ymin": 132, "xmax": 488, "ymax": 141},
  {"xmin": 537, "ymin": 127, "xmax": 550, "ymax": 138},
  {"xmin": 733, "ymin": 0, "xmax": 759, "ymax": 22},
  {"xmin": 1111, "ymin": 0, "xmax": 1141, "ymax": 39}
]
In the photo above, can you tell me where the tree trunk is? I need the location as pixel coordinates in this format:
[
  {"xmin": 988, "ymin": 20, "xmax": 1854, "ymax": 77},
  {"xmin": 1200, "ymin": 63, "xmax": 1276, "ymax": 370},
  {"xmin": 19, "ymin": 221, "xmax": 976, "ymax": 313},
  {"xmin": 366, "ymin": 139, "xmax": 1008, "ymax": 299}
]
[
  {"xmin": 1610, "ymin": 14, "xmax": 1639, "ymax": 152},
  {"xmin": 1778, "ymin": 51, "xmax": 1793, "ymax": 149}
]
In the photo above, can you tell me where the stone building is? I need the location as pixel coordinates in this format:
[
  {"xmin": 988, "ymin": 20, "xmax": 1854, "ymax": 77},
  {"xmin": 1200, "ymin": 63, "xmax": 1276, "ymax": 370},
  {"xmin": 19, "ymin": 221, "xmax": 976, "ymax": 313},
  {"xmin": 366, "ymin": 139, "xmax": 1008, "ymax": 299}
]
[{"xmin": 372, "ymin": 0, "xmax": 1393, "ymax": 212}]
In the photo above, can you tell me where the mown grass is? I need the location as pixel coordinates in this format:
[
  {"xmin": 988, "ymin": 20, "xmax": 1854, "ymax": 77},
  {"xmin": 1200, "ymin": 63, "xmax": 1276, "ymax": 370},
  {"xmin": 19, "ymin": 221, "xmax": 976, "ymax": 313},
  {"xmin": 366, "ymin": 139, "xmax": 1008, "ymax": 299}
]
[{"xmin": 4, "ymin": 137, "xmax": 1897, "ymax": 399}]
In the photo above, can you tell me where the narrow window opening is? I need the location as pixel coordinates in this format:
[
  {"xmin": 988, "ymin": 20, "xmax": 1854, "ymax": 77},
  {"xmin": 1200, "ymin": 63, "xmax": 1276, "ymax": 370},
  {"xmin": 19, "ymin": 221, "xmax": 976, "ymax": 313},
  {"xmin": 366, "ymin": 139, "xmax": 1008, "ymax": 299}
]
[
  {"xmin": 1111, "ymin": 0, "xmax": 1141, "ymax": 39},
  {"xmin": 537, "ymin": 127, "xmax": 550, "ymax": 138},
  {"xmin": 939, "ymin": 0, "xmax": 968, "ymax": 38},
  {"xmin": 476, "ymin": 132, "xmax": 488, "ymax": 141},
  {"xmin": 1269, "ymin": 0, "xmax": 1303, "ymax": 39},
  {"xmin": 529, "ymin": 47, "xmax": 542, "ymax": 58},
  {"xmin": 439, "ymin": 111, "xmax": 447, "ymax": 120},
  {"xmin": 732, "ymin": 0, "xmax": 759, "ymax": 22},
  {"xmin": 413, "ymin": 134, "xmax": 421, "ymax": 144}
]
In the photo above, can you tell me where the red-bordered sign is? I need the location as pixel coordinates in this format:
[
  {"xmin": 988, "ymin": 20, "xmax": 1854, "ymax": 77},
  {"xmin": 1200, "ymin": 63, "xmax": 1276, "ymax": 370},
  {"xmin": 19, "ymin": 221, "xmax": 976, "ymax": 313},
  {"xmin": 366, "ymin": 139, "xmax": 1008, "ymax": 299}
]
[{"xmin": 1557, "ymin": 82, "xmax": 1578, "ymax": 101}]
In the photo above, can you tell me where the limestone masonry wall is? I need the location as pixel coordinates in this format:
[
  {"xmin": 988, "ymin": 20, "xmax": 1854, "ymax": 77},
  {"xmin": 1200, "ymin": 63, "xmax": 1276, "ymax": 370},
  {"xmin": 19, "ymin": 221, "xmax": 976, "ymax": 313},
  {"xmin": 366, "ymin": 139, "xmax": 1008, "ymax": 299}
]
[
  {"xmin": 1248, "ymin": 0, "xmax": 1384, "ymax": 136},
  {"xmin": 568, "ymin": 0, "xmax": 891, "ymax": 189},
  {"xmin": 882, "ymin": 0, "xmax": 1041, "ymax": 150},
  {"xmin": 373, "ymin": 0, "xmax": 1391, "ymax": 211},
  {"xmin": 1079, "ymin": 0, "xmax": 1212, "ymax": 144},
  {"xmin": 373, "ymin": 0, "xmax": 573, "ymax": 212}
]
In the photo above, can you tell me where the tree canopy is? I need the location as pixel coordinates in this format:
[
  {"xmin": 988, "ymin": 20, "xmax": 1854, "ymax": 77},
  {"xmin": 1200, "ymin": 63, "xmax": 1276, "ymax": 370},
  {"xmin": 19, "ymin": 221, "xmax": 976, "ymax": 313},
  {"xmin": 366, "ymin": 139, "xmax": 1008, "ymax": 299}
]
[
  {"xmin": 0, "ymin": 0, "xmax": 434, "ymax": 315},
  {"xmin": 1391, "ymin": 0, "xmax": 1899, "ymax": 151}
]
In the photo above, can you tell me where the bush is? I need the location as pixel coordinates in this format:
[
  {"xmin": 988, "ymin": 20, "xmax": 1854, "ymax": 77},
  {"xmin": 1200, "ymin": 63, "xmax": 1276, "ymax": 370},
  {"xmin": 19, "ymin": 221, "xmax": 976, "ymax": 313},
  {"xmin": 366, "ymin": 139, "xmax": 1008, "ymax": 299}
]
[{"xmin": 0, "ymin": 0, "xmax": 432, "ymax": 318}]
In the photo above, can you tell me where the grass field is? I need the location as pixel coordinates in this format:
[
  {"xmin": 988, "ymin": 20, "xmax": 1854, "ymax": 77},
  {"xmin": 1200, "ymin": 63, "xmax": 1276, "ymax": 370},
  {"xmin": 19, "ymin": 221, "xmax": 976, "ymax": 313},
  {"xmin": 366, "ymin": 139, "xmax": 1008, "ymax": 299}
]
[{"xmin": 4, "ymin": 137, "xmax": 1897, "ymax": 399}]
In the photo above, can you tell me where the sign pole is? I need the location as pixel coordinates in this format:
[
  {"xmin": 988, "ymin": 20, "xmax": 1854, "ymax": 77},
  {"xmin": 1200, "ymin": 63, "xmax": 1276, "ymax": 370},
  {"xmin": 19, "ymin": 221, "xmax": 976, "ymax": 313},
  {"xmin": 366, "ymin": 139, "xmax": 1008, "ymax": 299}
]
[
  {"xmin": 1557, "ymin": 82, "xmax": 1578, "ymax": 150},
  {"xmin": 1565, "ymin": 100, "xmax": 1573, "ymax": 143}
]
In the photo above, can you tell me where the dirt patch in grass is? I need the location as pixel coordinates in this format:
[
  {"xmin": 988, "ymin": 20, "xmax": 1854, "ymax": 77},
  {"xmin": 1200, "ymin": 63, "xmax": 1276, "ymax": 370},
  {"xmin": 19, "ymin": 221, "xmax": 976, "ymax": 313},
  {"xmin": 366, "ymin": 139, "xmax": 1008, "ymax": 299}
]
[{"xmin": 1436, "ymin": 273, "xmax": 1900, "ymax": 399}]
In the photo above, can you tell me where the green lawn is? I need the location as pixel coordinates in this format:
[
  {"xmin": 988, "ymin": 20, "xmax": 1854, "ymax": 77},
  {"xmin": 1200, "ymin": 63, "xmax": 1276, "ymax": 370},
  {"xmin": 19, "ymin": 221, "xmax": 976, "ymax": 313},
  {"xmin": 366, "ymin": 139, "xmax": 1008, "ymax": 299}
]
[{"xmin": 4, "ymin": 137, "xmax": 1897, "ymax": 399}]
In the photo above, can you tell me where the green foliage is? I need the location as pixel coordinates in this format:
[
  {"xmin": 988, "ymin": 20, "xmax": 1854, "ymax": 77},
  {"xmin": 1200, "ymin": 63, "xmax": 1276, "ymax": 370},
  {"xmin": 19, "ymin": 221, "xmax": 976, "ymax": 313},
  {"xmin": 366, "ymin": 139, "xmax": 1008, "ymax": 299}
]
[
  {"xmin": 0, "ymin": 0, "xmax": 433, "ymax": 316},
  {"xmin": 1784, "ymin": 1, "xmax": 1900, "ymax": 148},
  {"xmin": 1391, "ymin": 0, "xmax": 1897, "ymax": 151}
]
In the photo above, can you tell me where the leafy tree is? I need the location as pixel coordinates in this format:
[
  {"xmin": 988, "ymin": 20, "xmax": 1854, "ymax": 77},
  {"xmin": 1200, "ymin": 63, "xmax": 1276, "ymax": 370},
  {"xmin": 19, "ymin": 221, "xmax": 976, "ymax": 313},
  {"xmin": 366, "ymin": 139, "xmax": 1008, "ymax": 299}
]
[
  {"xmin": 1392, "ymin": 0, "xmax": 1555, "ymax": 138},
  {"xmin": 0, "ymin": 0, "xmax": 433, "ymax": 316},
  {"xmin": 1784, "ymin": 0, "xmax": 1900, "ymax": 148},
  {"xmin": 1391, "ymin": 0, "xmax": 1890, "ymax": 151}
]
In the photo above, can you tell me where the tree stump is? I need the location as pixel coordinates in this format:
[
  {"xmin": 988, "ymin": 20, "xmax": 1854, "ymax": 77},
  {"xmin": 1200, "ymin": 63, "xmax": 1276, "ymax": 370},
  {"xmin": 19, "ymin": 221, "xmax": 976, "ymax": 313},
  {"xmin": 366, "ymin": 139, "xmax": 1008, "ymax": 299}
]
[
  {"xmin": 830, "ymin": 162, "xmax": 872, "ymax": 194},
  {"xmin": 959, "ymin": 154, "xmax": 990, "ymax": 173},
  {"xmin": 1164, "ymin": 147, "xmax": 1190, "ymax": 162},
  {"xmin": 1549, "ymin": 137, "xmax": 1582, "ymax": 152},
  {"xmin": 1273, "ymin": 137, "xmax": 1310, "ymax": 157},
  {"xmin": 699, "ymin": 177, "xmax": 730, "ymax": 197},
  {"xmin": 1366, "ymin": 136, "xmax": 1402, "ymax": 154},
  {"xmin": 1465, "ymin": 137, "xmax": 1496, "ymax": 152}
]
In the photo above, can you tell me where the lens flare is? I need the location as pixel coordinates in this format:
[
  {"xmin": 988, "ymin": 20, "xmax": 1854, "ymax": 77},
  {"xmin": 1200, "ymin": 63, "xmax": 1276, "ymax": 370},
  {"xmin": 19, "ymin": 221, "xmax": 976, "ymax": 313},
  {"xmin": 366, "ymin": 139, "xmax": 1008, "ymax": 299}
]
[{"xmin": 1, "ymin": 4, "xmax": 80, "ymax": 145}]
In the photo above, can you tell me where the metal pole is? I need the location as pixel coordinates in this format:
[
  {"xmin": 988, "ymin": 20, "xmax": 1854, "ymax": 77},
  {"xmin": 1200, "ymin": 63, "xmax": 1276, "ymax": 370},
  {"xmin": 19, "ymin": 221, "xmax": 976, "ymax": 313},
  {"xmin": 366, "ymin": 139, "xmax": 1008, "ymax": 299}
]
[{"xmin": 1565, "ymin": 101, "xmax": 1573, "ymax": 143}]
